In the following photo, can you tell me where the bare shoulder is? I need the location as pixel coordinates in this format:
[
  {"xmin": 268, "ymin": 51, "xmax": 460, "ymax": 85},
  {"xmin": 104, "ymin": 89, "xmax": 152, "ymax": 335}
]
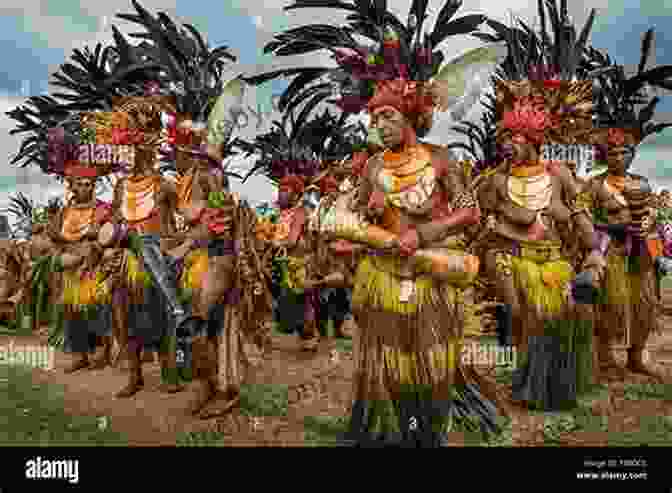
[
  {"xmin": 584, "ymin": 173, "xmax": 606, "ymax": 191},
  {"xmin": 427, "ymin": 145, "xmax": 462, "ymax": 179}
]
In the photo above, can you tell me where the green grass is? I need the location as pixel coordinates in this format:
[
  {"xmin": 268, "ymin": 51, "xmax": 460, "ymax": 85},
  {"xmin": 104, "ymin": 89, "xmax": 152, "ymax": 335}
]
[
  {"xmin": 0, "ymin": 316, "xmax": 33, "ymax": 336},
  {"xmin": 494, "ymin": 365, "xmax": 515, "ymax": 385},
  {"xmin": 622, "ymin": 382, "xmax": 672, "ymax": 401},
  {"xmin": 541, "ymin": 407, "xmax": 609, "ymax": 445},
  {"xmin": 454, "ymin": 415, "xmax": 515, "ymax": 447},
  {"xmin": 303, "ymin": 415, "xmax": 350, "ymax": 446},
  {"xmin": 176, "ymin": 383, "xmax": 289, "ymax": 446},
  {"xmin": 334, "ymin": 337, "xmax": 352, "ymax": 353},
  {"xmin": 239, "ymin": 383, "xmax": 289, "ymax": 417},
  {"xmin": 537, "ymin": 383, "xmax": 672, "ymax": 446},
  {"xmin": 607, "ymin": 415, "xmax": 672, "ymax": 446},
  {"xmin": 0, "ymin": 363, "xmax": 127, "ymax": 446},
  {"xmin": 176, "ymin": 429, "xmax": 228, "ymax": 446}
]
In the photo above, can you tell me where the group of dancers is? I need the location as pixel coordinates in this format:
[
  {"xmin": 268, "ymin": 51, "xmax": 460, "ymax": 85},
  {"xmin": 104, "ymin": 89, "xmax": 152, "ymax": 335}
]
[{"xmin": 6, "ymin": 0, "xmax": 672, "ymax": 446}]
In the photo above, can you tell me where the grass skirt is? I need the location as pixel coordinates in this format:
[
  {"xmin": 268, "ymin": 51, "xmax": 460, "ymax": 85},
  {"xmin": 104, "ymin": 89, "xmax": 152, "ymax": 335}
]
[
  {"xmin": 346, "ymin": 255, "xmax": 501, "ymax": 447},
  {"xmin": 124, "ymin": 251, "xmax": 170, "ymax": 351},
  {"xmin": 177, "ymin": 248, "xmax": 228, "ymax": 338},
  {"xmin": 507, "ymin": 253, "xmax": 593, "ymax": 411},
  {"xmin": 595, "ymin": 244, "xmax": 659, "ymax": 346},
  {"xmin": 59, "ymin": 271, "xmax": 113, "ymax": 353}
]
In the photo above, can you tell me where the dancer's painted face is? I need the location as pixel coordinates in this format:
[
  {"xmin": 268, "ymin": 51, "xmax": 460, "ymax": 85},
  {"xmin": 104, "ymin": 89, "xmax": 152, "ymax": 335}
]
[
  {"xmin": 509, "ymin": 133, "xmax": 540, "ymax": 163},
  {"xmin": 370, "ymin": 106, "xmax": 408, "ymax": 150},
  {"xmin": 68, "ymin": 177, "xmax": 96, "ymax": 204},
  {"xmin": 607, "ymin": 145, "xmax": 636, "ymax": 175}
]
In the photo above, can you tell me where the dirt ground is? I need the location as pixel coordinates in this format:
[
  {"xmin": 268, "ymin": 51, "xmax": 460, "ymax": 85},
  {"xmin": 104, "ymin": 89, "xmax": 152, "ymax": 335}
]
[{"xmin": 4, "ymin": 289, "xmax": 672, "ymax": 446}]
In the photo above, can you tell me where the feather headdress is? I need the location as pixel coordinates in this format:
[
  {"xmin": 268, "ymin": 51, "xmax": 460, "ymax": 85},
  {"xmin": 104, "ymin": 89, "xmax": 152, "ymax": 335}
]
[
  {"xmin": 587, "ymin": 27, "xmax": 672, "ymax": 148},
  {"xmin": 244, "ymin": 0, "xmax": 505, "ymax": 136},
  {"xmin": 236, "ymin": 102, "xmax": 367, "ymax": 188},
  {"xmin": 116, "ymin": 1, "xmax": 243, "ymax": 170},
  {"xmin": 450, "ymin": 0, "xmax": 601, "ymax": 178}
]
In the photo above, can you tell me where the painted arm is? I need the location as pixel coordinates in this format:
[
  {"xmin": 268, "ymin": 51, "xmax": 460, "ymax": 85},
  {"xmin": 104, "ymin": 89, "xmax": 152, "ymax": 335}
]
[
  {"xmin": 557, "ymin": 170, "xmax": 605, "ymax": 276},
  {"xmin": 110, "ymin": 180, "xmax": 125, "ymax": 224},
  {"xmin": 44, "ymin": 209, "xmax": 68, "ymax": 245},
  {"xmin": 288, "ymin": 207, "xmax": 307, "ymax": 247},
  {"xmin": 158, "ymin": 178, "xmax": 178, "ymax": 237},
  {"xmin": 415, "ymin": 154, "xmax": 481, "ymax": 245}
]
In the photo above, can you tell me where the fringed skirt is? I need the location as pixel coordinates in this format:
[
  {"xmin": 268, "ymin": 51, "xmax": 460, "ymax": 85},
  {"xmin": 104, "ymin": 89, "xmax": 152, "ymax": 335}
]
[
  {"xmin": 504, "ymin": 247, "xmax": 594, "ymax": 411},
  {"xmin": 596, "ymin": 243, "xmax": 659, "ymax": 347},
  {"xmin": 122, "ymin": 251, "xmax": 170, "ymax": 350},
  {"xmin": 178, "ymin": 247, "xmax": 266, "ymax": 389},
  {"xmin": 347, "ymin": 255, "xmax": 501, "ymax": 447},
  {"xmin": 61, "ymin": 271, "xmax": 113, "ymax": 353},
  {"xmin": 177, "ymin": 248, "xmax": 228, "ymax": 337}
]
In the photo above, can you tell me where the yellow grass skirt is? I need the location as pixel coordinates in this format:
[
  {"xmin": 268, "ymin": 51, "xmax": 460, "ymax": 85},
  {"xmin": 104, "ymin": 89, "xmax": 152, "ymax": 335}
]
[
  {"xmin": 348, "ymin": 255, "xmax": 502, "ymax": 442},
  {"xmin": 351, "ymin": 255, "xmax": 461, "ymax": 398},
  {"xmin": 124, "ymin": 251, "xmax": 153, "ymax": 304},
  {"xmin": 604, "ymin": 250, "xmax": 641, "ymax": 306},
  {"xmin": 62, "ymin": 270, "xmax": 111, "ymax": 314},
  {"xmin": 596, "ymin": 246, "xmax": 659, "ymax": 344},
  {"xmin": 179, "ymin": 248, "xmax": 209, "ymax": 291},
  {"xmin": 510, "ymin": 256, "xmax": 573, "ymax": 316}
]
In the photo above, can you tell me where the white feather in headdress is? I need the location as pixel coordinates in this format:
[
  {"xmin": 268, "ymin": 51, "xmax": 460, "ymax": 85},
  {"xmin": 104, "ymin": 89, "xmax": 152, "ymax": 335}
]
[
  {"xmin": 207, "ymin": 76, "xmax": 247, "ymax": 147},
  {"xmin": 430, "ymin": 42, "xmax": 508, "ymax": 122}
]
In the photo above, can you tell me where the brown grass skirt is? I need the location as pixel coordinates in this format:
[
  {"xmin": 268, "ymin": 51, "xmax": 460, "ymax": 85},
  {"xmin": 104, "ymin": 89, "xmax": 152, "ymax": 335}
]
[
  {"xmin": 595, "ymin": 245, "xmax": 659, "ymax": 348},
  {"xmin": 347, "ymin": 256, "xmax": 503, "ymax": 447}
]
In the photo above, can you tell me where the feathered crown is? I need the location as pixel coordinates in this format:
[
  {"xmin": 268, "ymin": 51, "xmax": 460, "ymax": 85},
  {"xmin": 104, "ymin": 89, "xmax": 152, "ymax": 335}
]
[
  {"xmin": 5, "ymin": 8, "xmax": 163, "ymax": 179},
  {"xmin": 487, "ymin": 1, "xmax": 597, "ymax": 148},
  {"xmin": 588, "ymin": 28, "xmax": 672, "ymax": 145},
  {"xmin": 246, "ymin": 0, "xmax": 491, "ymax": 132},
  {"xmin": 237, "ymin": 104, "xmax": 367, "ymax": 188},
  {"xmin": 447, "ymin": 0, "xmax": 599, "ymax": 179},
  {"xmin": 495, "ymin": 78, "xmax": 594, "ymax": 145},
  {"xmin": 114, "ymin": 1, "xmax": 247, "ymax": 172},
  {"xmin": 116, "ymin": 0, "xmax": 237, "ymax": 122}
]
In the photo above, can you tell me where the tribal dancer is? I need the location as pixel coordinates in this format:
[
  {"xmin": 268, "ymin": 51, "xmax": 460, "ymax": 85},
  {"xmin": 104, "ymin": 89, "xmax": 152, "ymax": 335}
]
[
  {"xmin": 99, "ymin": 96, "xmax": 185, "ymax": 397},
  {"xmin": 309, "ymin": 123, "xmax": 371, "ymax": 339},
  {"xmin": 580, "ymin": 129, "xmax": 662, "ymax": 379},
  {"xmin": 578, "ymin": 34, "xmax": 672, "ymax": 378},
  {"xmin": 475, "ymin": 4, "xmax": 609, "ymax": 410},
  {"xmin": 99, "ymin": 2, "xmax": 270, "ymax": 415},
  {"xmin": 260, "ymin": 0, "xmax": 507, "ymax": 446},
  {"xmin": 6, "ymin": 2, "xmax": 195, "ymax": 386},
  {"xmin": 162, "ymin": 78, "xmax": 252, "ymax": 417},
  {"xmin": 42, "ymin": 160, "xmax": 115, "ymax": 372},
  {"xmin": 6, "ymin": 101, "xmax": 127, "ymax": 371},
  {"xmin": 312, "ymin": 171, "xmax": 358, "ymax": 339},
  {"xmin": 238, "ymin": 110, "xmax": 363, "ymax": 349}
]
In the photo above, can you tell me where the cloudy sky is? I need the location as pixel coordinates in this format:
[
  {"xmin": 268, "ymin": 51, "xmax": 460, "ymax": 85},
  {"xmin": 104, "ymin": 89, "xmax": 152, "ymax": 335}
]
[{"xmin": 0, "ymin": 0, "xmax": 671, "ymax": 219}]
